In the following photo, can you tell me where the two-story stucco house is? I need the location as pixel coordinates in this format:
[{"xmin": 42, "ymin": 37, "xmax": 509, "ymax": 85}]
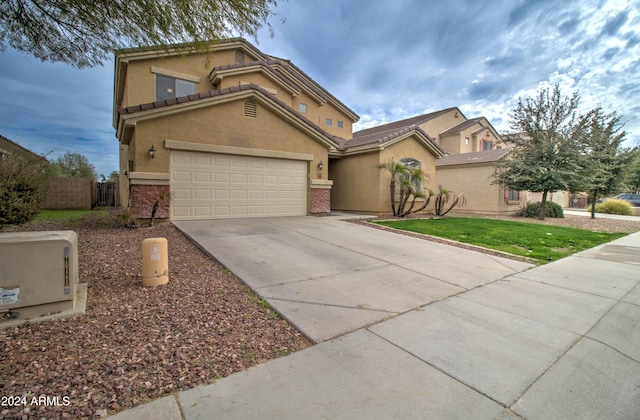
[{"xmin": 113, "ymin": 38, "xmax": 519, "ymax": 221}]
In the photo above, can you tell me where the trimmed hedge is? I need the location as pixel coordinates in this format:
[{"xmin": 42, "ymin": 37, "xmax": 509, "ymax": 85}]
[
  {"xmin": 595, "ymin": 199, "xmax": 633, "ymax": 216},
  {"xmin": 519, "ymin": 201, "xmax": 564, "ymax": 218}
]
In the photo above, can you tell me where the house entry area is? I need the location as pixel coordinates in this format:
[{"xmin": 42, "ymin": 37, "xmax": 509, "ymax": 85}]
[{"xmin": 170, "ymin": 150, "xmax": 308, "ymax": 220}]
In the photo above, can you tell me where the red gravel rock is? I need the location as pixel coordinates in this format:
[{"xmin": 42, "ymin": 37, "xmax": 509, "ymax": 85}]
[{"xmin": 1, "ymin": 213, "xmax": 310, "ymax": 419}]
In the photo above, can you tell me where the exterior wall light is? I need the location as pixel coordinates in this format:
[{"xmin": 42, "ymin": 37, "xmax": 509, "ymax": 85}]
[
  {"xmin": 317, "ymin": 160, "xmax": 324, "ymax": 170},
  {"xmin": 149, "ymin": 145, "xmax": 157, "ymax": 159}
]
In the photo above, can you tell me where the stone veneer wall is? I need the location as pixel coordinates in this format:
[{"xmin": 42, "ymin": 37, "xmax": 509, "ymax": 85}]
[
  {"xmin": 310, "ymin": 188, "xmax": 330, "ymax": 215},
  {"xmin": 129, "ymin": 184, "xmax": 170, "ymax": 220}
]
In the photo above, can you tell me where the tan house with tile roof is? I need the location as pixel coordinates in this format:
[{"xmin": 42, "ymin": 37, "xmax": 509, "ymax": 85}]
[{"xmin": 113, "ymin": 38, "xmax": 517, "ymax": 220}]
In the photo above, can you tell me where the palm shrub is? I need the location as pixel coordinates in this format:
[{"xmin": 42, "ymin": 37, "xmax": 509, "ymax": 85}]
[
  {"xmin": 434, "ymin": 185, "xmax": 466, "ymax": 217},
  {"xmin": 0, "ymin": 154, "xmax": 49, "ymax": 226},
  {"xmin": 378, "ymin": 159, "xmax": 434, "ymax": 217},
  {"xmin": 595, "ymin": 198, "xmax": 633, "ymax": 215},
  {"xmin": 520, "ymin": 201, "xmax": 564, "ymax": 218}
]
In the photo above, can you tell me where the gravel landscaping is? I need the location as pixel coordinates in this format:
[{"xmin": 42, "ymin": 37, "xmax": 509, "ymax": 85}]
[
  {"xmin": 0, "ymin": 212, "xmax": 310, "ymax": 419},
  {"xmin": 1, "ymin": 210, "xmax": 638, "ymax": 419}
]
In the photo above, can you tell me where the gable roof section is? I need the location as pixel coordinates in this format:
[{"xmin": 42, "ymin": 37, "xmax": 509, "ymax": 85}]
[
  {"xmin": 436, "ymin": 148, "xmax": 510, "ymax": 166},
  {"xmin": 440, "ymin": 116, "xmax": 502, "ymax": 141},
  {"xmin": 209, "ymin": 60, "xmax": 301, "ymax": 97},
  {"xmin": 114, "ymin": 38, "xmax": 360, "ymax": 127},
  {"xmin": 439, "ymin": 117, "xmax": 484, "ymax": 135},
  {"xmin": 353, "ymin": 107, "xmax": 461, "ymax": 140},
  {"xmin": 340, "ymin": 124, "xmax": 446, "ymax": 157},
  {"xmin": 266, "ymin": 57, "xmax": 360, "ymax": 122},
  {"xmin": 0, "ymin": 134, "xmax": 46, "ymax": 161},
  {"xmin": 117, "ymin": 84, "xmax": 341, "ymax": 151}
]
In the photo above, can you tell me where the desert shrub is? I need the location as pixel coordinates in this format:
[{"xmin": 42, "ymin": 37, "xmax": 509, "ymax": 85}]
[
  {"xmin": 595, "ymin": 199, "xmax": 633, "ymax": 215},
  {"xmin": 0, "ymin": 154, "xmax": 49, "ymax": 226},
  {"xmin": 519, "ymin": 201, "xmax": 564, "ymax": 218}
]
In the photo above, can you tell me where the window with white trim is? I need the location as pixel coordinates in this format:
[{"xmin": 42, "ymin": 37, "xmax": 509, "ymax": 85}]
[
  {"xmin": 299, "ymin": 103, "xmax": 307, "ymax": 113},
  {"xmin": 156, "ymin": 75, "xmax": 196, "ymax": 101}
]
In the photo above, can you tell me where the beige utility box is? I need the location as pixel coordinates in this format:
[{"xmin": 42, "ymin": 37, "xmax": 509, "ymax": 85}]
[
  {"xmin": 142, "ymin": 237, "xmax": 169, "ymax": 287},
  {"xmin": 0, "ymin": 231, "xmax": 79, "ymax": 322}
]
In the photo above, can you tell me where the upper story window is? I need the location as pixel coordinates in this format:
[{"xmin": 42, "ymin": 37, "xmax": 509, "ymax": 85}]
[
  {"xmin": 298, "ymin": 103, "xmax": 307, "ymax": 113},
  {"xmin": 325, "ymin": 118, "xmax": 332, "ymax": 127},
  {"xmin": 337, "ymin": 120, "xmax": 344, "ymax": 129},
  {"xmin": 482, "ymin": 141, "xmax": 493, "ymax": 150},
  {"xmin": 465, "ymin": 137, "xmax": 470, "ymax": 145},
  {"xmin": 156, "ymin": 75, "xmax": 196, "ymax": 101}
]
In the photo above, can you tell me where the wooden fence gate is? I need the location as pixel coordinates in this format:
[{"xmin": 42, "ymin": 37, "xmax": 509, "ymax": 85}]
[{"xmin": 95, "ymin": 182, "xmax": 119, "ymax": 207}]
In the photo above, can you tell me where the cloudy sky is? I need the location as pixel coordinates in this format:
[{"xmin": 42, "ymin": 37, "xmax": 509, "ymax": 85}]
[{"xmin": 1, "ymin": 0, "xmax": 639, "ymax": 177}]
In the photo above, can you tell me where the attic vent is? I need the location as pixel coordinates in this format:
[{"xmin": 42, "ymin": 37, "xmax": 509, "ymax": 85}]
[
  {"xmin": 244, "ymin": 99, "xmax": 257, "ymax": 118},
  {"xmin": 235, "ymin": 50, "xmax": 245, "ymax": 64}
]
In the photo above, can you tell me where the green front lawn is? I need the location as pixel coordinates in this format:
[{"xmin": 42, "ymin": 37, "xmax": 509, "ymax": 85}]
[{"xmin": 374, "ymin": 217, "xmax": 626, "ymax": 263}]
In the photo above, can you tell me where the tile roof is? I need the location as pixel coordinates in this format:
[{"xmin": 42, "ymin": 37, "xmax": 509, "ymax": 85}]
[
  {"xmin": 352, "ymin": 108, "xmax": 459, "ymax": 139},
  {"xmin": 0, "ymin": 134, "xmax": 47, "ymax": 160},
  {"xmin": 209, "ymin": 60, "xmax": 301, "ymax": 94},
  {"xmin": 436, "ymin": 148, "xmax": 511, "ymax": 166},
  {"xmin": 439, "ymin": 117, "xmax": 484, "ymax": 136},
  {"xmin": 343, "ymin": 108, "xmax": 457, "ymax": 154}
]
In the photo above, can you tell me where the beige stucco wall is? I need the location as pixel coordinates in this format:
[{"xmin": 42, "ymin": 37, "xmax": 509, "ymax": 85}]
[
  {"xmin": 419, "ymin": 109, "xmax": 463, "ymax": 141},
  {"xmin": 120, "ymin": 49, "xmax": 355, "ymax": 141},
  {"xmin": 331, "ymin": 136, "xmax": 440, "ymax": 215},
  {"xmin": 435, "ymin": 119, "xmax": 503, "ymax": 155},
  {"xmin": 122, "ymin": 97, "xmax": 331, "ymax": 212},
  {"xmin": 122, "ymin": 54, "xmax": 216, "ymax": 108},
  {"xmin": 435, "ymin": 163, "xmax": 521, "ymax": 215},
  {"xmin": 330, "ymin": 152, "xmax": 382, "ymax": 213},
  {"xmin": 130, "ymin": 99, "xmax": 329, "ymax": 176}
]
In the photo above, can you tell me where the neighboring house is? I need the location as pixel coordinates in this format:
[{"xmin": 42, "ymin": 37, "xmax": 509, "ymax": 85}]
[
  {"xmin": 112, "ymin": 38, "xmax": 514, "ymax": 220},
  {"xmin": 333, "ymin": 108, "xmax": 511, "ymax": 215},
  {"xmin": 0, "ymin": 134, "xmax": 45, "ymax": 162}
]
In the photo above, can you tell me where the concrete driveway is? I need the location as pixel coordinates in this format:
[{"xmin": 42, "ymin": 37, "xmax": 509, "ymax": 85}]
[
  {"xmin": 127, "ymin": 214, "xmax": 640, "ymax": 419},
  {"xmin": 174, "ymin": 215, "xmax": 532, "ymax": 342}
]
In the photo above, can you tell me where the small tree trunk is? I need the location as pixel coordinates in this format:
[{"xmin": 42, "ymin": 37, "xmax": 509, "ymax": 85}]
[
  {"xmin": 539, "ymin": 190, "xmax": 549, "ymax": 220},
  {"xmin": 150, "ymin": 199, "xmax": 160, "ymax": 226},
  {"xmin": 590, "ymin": 193, "xmax": 597, "ymax": 219},
  {"xmin": 390, "ymin": 180, "xmax": 397, "ymax": 216}
]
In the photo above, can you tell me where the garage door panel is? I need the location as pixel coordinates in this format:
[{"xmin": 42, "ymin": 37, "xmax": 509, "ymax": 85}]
[
  {"xmin": 194, "ymin": 154, "xmax": 212, "ymax": 166},
  {"xmin": 194, "ymin": 189, "xmax": 211, "ymax": 200},
  {"xmin": 171, "ymin": 151, "xmax": 307, "ymax": 220},
  {"xmin": 232, "ymin": 174, "xmax": 247, "ymax": 184},
  {"xmin": 194, "ymin": 172, "xmax": 212, "ymax": 183},
  {"xmin": 193, "ymin": 207, "xmax": 212, "ymax": 217},
  {"xmin": 172, "ymin": 152, "xmax": 191, "ymax": 165},
  {"xmin": 214, "ymin": 189, "xmax": 230, "ymax": 199},
  {"xmin": 172, "ymin": 170, "xmax": 191, "ymax": 182},
  {"xmin": 214, "ymin": 173, "xmax": 230, "ymax": 183},
  {"xmin": 173, "ymin": 189, "xmax": 190, "ymax": 199}
]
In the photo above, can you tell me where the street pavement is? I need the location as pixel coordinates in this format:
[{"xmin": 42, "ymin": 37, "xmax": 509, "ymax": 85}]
[{"xmin": 108, "ymin": 215, "xmax": 640, "ymax": 419}]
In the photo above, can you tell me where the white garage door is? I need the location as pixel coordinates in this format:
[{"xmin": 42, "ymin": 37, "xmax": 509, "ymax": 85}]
[{"xmin": 170, "ymin": 150, "xmax": 307, "ymax": 220}]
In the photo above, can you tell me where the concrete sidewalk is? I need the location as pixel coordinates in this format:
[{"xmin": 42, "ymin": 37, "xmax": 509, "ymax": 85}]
[{"xmin": 109, "ymin": 216, "xmax": 640, "ymax": 419}]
